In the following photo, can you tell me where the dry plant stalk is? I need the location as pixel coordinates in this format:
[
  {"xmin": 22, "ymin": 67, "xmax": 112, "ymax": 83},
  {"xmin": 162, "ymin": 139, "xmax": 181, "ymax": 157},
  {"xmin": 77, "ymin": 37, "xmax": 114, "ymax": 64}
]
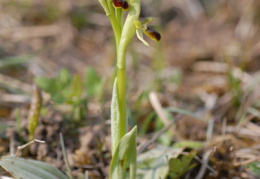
[{"xmin": 28, "ymin": 85, "xmax": 42, "ymax": 141}]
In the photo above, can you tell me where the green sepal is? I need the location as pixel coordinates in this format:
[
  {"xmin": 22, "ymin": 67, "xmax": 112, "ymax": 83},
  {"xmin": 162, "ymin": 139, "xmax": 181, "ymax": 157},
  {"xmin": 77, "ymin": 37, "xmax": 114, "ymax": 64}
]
[
  {"xmin": 98, "ymin": 0, "xmax": 110, "ymax": 16},
  {"xmin": 136, "ymin": 28, "xmax": 149, "ymax": 46},
  {"xmin": 141, "ymin": 17, "xmax": 153, "ymax": 25}
]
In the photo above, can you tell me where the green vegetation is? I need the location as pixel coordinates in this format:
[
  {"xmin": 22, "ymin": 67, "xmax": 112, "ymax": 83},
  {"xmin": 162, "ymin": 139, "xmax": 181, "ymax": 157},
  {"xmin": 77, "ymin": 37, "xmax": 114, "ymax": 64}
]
[{"xmin": 1, "ymin": 0, "xmax": 260, "ymax": 179}]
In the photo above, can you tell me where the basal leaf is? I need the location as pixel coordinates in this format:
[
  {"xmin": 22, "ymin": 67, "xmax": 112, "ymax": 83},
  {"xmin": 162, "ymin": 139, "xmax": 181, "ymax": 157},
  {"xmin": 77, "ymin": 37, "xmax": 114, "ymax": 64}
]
[
  {"xmin": 0, "ymin": 156, "xmax": 68, "ymax": 179},
  {"xmin": 136, "ymin": 146, "xmax": 183, "ymax": 179}
]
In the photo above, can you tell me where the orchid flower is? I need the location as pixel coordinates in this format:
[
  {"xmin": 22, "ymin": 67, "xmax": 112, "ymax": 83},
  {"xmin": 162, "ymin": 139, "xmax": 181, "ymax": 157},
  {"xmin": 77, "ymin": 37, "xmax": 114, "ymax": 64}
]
[{"xmin": 135, "ymin": 17, "xmax": 161, "ymax": 46}]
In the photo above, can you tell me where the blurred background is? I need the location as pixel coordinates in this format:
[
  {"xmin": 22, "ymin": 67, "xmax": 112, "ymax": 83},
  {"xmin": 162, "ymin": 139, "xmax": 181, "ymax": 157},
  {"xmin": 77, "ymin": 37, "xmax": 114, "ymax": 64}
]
[{"xmin": 1, "ymin": 0, "xmax": 260, "ymax": 178}]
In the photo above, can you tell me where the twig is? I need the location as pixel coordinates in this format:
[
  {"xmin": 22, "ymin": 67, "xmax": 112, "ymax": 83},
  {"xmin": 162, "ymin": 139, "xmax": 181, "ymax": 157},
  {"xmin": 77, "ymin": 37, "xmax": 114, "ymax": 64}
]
[
  {"xmin": 233, "ymin": 156, "xmax": 259, "ymax": 166},
  {"xmin": 206, "ymin": 118, "xmax": 214, "ymax": 146},
  {"xmin": 0, "ymin": 176, "xmax": 15, "ymax": 179},
  {"xmin": 85, "ymin": 170, "xmax": 89, "ymax": 179},
  {"xmin": 0, "ymin": 73, "xmax": 32, "ymax": 93},
  {"xmin": 10, "ymin": 137, "xmax": 15, "ymax": 156},
  {"xmin": 60, "ymin": 133, "xmax": 73, "ymax": 179},
  {"xmin": 15, "ymin": 139, "xmax": 45, "ymax": 157},
  {"xmin": 10, "ymin": 25, "xmax": 61, "ymax": 40},
  {"xmin": 195, "ymin": 148, "xmax": 215, "ymax": 179},
  {"xmin": 80, "ymin": 164, "xmax": 103, "ymax": 170},
  {"xmin": 0, "ymin": 74, "xmax": 50, "ymax": 101},
  {"xmin": 221, "ymin": 117, "xmax": 227, "ymax": 137},
  {"xmin": 185, "ymin": 153, "xmax": 217, "ymax": 175},
  {"xmin": 0, "ymin": 94, "xmax": 30, "ymax": 104}
]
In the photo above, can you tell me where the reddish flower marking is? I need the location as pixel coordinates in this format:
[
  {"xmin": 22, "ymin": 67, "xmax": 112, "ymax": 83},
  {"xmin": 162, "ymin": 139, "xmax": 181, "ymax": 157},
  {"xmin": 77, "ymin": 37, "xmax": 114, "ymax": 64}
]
[{"xmin": 113, "ymin": 0, "xmax": 130, "ymax": 10}]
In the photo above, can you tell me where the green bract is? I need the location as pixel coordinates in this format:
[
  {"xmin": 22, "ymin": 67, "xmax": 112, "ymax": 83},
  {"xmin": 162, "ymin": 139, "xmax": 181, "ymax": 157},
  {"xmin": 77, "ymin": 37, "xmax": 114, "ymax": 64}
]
[
  {"xmin": 110, "ymin": 126, "xmax": 137, "ymax": 179},
  {"xmin": 111, "ymin": 78, "xmax": 121, "ymax": 156}
]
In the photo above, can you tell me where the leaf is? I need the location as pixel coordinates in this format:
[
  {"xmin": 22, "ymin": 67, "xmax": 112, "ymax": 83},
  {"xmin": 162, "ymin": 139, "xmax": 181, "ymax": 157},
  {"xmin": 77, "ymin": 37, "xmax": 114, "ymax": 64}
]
[
  {"xmin": 166, "ymin": 107, "xmax": 200, "ymax": 119},
  {"xmin": 247, "ymin": 161, "xmax": 260, "ymax": 176},
  {"xmin": 173, "ymin": 141, "xmax": 204, "ymax": 149},
  {"xmin": 110, "ymin": 126, "xmax": 137, "ymax": 179},
  {"xmin": 136, "ymin": 146, "xmax": 183, "ymax": 179},
  {"xmin": 139, "ymin": 112, "xmax": 155, "ymax": 135},
  {"xmin": 67, "ymin": 75, "xmax": 83, "ymax": 105},
  {"xmin": 35, "ymin": 69, "xmax": 70, "ymax": 94},
  {"xmin": 57, "ymin": 68, "xmax": 71, "ymax": 85},
  {"xmin": 111, "ymin": 78, "xmax": 121, "ymax": 155},
  {"xmin": 34, "ymin": 68, "xmax": 71, "ymax": 104},
  {"xmin": 181, "ymin": 163, "xmax": 197, "ymax": 175},
  {"xmin": 0, "ymin": 54, "xmax": 34, "ymax": 68},
  {"xmin": 169, "ymin": 158, "xmax": 183, "ymax": 173},
  {"xmin": 34, "ymin": 77, "xmax": 57, "ymax": 94},
  {"xmin": 181, "ymin": 151, "xmax": 196, "ymax": 168},
  {"xmin": 168, "ymin": 151, "xmax": 197, "ymax": 178},
  {"xmin": 85, "ymin": 67, "xmax": 103, "ymax": 98},
  {"xmin": 0, "ymin": 156, "xmax": 68, "ymax": 179}
]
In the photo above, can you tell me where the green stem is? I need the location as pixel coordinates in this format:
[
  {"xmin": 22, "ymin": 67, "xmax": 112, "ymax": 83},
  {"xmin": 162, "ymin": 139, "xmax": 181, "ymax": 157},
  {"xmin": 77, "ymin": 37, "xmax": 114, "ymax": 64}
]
[
  {"xmin": 116, "ymin": 8, "xmax": 123, "ymax": 30},
  {"xmin": 115, "ymin": 0, "xmax": 141, "ymax": 140},
  {"xmin": 108, "ymin": 15, "xmax": 121, "ymax": 50},
  {"xmin": 110, "ymin": 5, "xmax": 128, "ymax": 141},
  {"xmin": 105, "ymin": 0, "xmax": 121, "ymax": 50},
  {"xmin": 107, "ymin": 0, "xmax": 141, "ymax": 154}
]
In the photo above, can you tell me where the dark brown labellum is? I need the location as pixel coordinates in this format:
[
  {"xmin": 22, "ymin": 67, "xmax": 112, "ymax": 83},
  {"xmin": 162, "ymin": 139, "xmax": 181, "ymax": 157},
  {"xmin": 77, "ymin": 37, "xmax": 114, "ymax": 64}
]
[
  {"xmin": 113, "ymin": 0, "xmax": 123, "ymax": 8},
  {"xmin": 144, "ymin": 27, "xmax": 161, "ymax": 41},
  {"xmin": 113, "ymin": 0, "xmax": 129, "ymax": 10},
  {"xmin": 122, "ymin": 1, "xmax": 129, "ymax": 10}
]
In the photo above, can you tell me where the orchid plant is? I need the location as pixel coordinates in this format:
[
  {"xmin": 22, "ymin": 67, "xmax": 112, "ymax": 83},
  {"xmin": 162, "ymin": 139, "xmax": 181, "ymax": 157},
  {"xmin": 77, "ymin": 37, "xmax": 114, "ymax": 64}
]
[{"xmin": 97, "ymin": 0, "xmax": 160, "ymax": 178}]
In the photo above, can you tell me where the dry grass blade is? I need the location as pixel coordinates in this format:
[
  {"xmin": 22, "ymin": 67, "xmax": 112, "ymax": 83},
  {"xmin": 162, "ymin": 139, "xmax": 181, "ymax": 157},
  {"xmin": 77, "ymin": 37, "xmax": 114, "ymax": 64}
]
[
  {"xmin": 60, "ymin": 133, "xmax": 73, "ymax": 179},
  {"xmin": 15, "ymin": 139, "xmax": 45, "ymax": 157},
  {"xmin": 10, "ymin": 25, "xmax": 61, "ymax": 40},
  {"xmin": 0, "ymin": 94, "xmax": 30, "ymax": 103},
  {"xmin": 149, "ymin": 92, "xmax": 174, "ymax": 132},
  {"xmin": 0, "ymin": 74, "xmax": 32, "ymax": 94},
  {"xmin": 195, "ymin": 148, "xmax": 216, "ymax": 179}
]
